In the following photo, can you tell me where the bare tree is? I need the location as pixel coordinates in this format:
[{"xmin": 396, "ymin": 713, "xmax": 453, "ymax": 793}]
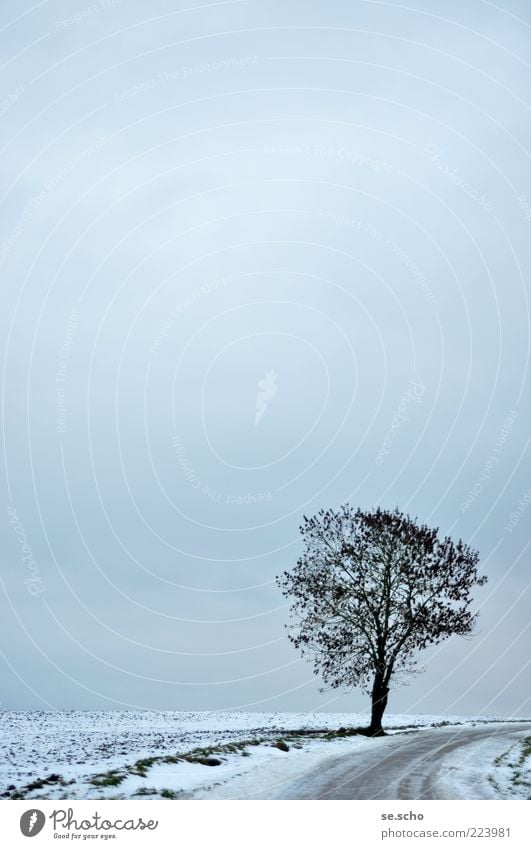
[{"xmin": 277, "ymin": 506, "xmax": 486, "ymax": 736}]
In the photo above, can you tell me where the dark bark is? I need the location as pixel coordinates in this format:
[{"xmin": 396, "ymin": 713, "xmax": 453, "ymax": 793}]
[{"xmin": 368, "ymin": 673, "xmax": 389, "ymax": 736}]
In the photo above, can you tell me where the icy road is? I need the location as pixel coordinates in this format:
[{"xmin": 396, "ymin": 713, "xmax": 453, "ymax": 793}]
[{"xmin": 278, "ymin": 723, "xmax": 531, "ymax": 800}]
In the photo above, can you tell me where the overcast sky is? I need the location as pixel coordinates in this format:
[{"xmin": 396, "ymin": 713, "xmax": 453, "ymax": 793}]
[{"xmin": 1, "ymin": 0, "xmax": 530, "ymax": 718}]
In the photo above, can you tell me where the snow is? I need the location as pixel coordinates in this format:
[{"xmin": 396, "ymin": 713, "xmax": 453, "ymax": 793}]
[
  {"xmin": 0, "ymin": 710, "xmax": 525, "ymax": 800},
  {"xmin": 193, "ymin": 736, "xmax": 377, "ymax": 800},
  {"xmin": 434, "ymin": 727, "xmax": 531, "ymax": 800},
  {"xmin": 117, "ymin": 743, "xmax": 307, "ymax": 799}
]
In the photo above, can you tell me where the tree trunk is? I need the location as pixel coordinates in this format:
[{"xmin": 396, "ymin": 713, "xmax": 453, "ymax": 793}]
[{"xmin": 368, "ymin": 673, "xmax": 389, "ymax": 736}]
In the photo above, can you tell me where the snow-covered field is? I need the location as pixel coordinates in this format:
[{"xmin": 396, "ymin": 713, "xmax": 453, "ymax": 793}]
[{"xmin": 0, "ymin": 711, "xmax": 526, "ymax": 800}]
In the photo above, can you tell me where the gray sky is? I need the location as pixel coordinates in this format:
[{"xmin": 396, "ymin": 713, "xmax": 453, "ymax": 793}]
[{"xmin": 1, "ymin": 0, "xmax": 530, "ymax": 718}]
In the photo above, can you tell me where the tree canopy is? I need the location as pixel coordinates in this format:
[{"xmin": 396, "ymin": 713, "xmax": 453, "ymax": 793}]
[{"xmin": 277, "ymin": 505, "xmax": 487, "ymax": 734}]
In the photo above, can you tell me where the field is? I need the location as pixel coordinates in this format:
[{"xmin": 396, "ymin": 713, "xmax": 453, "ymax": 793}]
[{"xmin": 1, "ymin": 711, "xmax": 525, "ymax": 800}]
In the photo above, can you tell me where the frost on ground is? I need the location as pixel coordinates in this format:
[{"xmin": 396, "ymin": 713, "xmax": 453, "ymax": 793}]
[
  {"xmin": 485, "ymin": 735, "xmax": 531, "ymax": 800},
  {"xmin": 0, "ymin": 711, "xmax": 523, "ymax": 801},
  {"xmin": 434, "ymin": 731, "xmax": 531, "ymax": 800}
]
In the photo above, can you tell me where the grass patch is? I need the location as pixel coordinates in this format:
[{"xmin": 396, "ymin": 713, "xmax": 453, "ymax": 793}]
[
  {"xmin": 518, "ymin": 736, "xmax": 531, "ymax": 764},
  {"xmin": 488, "ymin": 736, "xmax": 531, "ymax": 799},
  {"xmin": 89, "ymin": 771, "xmax": 126, "ymax": 788},
  {"xmin": 320, "ymin": 726, "xmax": 363, "ymax": 740},
  {"xmin": 25, "ymin": 778, "xmax": 46, "ymax": 792},
  {"xmin": 130, "ymin": 757, "xmax": 157, "ymax": 777},
  {"xmin": 160, "ymin": 788, "xmax": 179, "ymax": 799},
  {"xmin": 26, "ymin": 773, "xmax": 63, "ymax": 792}
]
